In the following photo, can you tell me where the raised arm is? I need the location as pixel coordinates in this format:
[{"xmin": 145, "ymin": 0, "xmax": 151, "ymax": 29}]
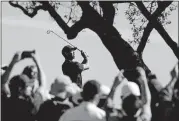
[
  {"xmin": 103, "ymin": 71, "xmax": 126, "ymax": 121},
  {"xmin": 1, "ymin": 52, "xmax": 21, "ymax": 95},
  {"xmin": 135, "ymin": 67, "xmax": 151, "ymax": 121},
  {"xmin": 107, "ymin": 71, "xmax": 125, "ymax": 104},
  {"xmin": 160, "ymin": 62, "xmax": 179, "ymax": 102},
  {"xmin": 31, "ymin": 52, "xmax": 46, "ymax": 92},
  {"xmin": 81, "ymin": 51, "xmax": 89, "ymax": 70},
  {"xmin": 168, "ymin": 62, "xmax": 178, "ymax": 90}
]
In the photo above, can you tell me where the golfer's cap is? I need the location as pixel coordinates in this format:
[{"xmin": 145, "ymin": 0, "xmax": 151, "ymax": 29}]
[
  {"xmin": 62, "ymin": 45, "xmax": 77, "ymax": 54},
  {"xmin": 121, "ymin": 81, "xmax": 140, "ymax": 99}
]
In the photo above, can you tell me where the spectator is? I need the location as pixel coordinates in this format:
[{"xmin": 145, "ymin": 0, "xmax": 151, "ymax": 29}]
[
  {"xmin": 1, "ymin": 52, "xmax": 35, "ymax": 121},
  {"xmin": 69, "ymin": 83, "xmax": 110, "ymax": 107},
  {"xmin": 121, "ymin": 82, "xmax": 144, "ymax": 121},
  {"xmin": 1, "ymin": 52, "xmax": 21, "ymax": 97},
  {"xmin": 59, "ymin": 80, "xmax": 106, "ymax": 121},
  {"xmin": 37, "ymin": 75, "xmax": 79, "ymax": 121},
  {"xmin": 106, "ymin": 68, "xmax": 151, "ymax": 121},
  {"xmin": 156, "ymin": 62, "xmax": 179, "ymax": 121},
  {"xmin": 62, "ymin": 45, "xmax": 89, "ymax": 87},
  {"xmin": 123, "ymin": 67, "xmax": 151, "ymax": 121},
  {"xmin": 21, "ymin": 51, "xmax": 47, "ymax": 114}
]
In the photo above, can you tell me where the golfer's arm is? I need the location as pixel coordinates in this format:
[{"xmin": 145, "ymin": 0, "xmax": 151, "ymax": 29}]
[{"xmin": 81, "ymin": 57, "xmax": 89, "ymax": 70}]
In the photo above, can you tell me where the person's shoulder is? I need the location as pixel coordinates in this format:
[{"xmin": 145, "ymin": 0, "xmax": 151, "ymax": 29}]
[
  {"xmin": 60, "ymin": 105, "xmax": 78, "ymax": 120},
  {"xmin": 87, "ymin": 104, "xmax": 106, "ymax": 119},
  {"xmin": 55, "ymin": 99, "xmax": 73, "ymax": 109}
]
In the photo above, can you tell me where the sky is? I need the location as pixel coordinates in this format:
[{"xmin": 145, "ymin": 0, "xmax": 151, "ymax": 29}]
[{"xmin": 1, "ymin": 2, "xmax": 178, "ymax": 106}]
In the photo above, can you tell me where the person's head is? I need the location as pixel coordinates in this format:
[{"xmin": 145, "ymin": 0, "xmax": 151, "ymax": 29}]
[
  {"xmin": 9, "ymin": 74, "xmax": 34, "ymax": 98},
  {"xmin": 121, "ymin": 81, "xmax": 143, "ymax": 117},
  {"xmin": 62, "ymin": 45, "xmax": 76, "ymax": 60},
  {"xmin": 50, "ymin": 75, "xmax": 80, "ymax": 99},
  {"xmin": 82, "ymin": 80, "xmax": 101, "ymax": 104},
  {"xmin": 22, "ymin": 65, "xmax": 38, "ymax": 80},
  {"xmin": 122, "ymin": 94, "xmax": 143, "ymax": 117}
]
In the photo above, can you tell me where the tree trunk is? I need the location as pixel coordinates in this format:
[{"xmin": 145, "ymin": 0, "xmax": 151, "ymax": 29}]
[{"xmin": 87, "ymin": 20, "xmax": 162, "ymax": 102}]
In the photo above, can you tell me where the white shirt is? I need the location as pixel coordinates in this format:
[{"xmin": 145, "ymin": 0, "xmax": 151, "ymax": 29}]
[{"xmin": 59, "ymin": 102, "xmax": 106, "ymax": 121}]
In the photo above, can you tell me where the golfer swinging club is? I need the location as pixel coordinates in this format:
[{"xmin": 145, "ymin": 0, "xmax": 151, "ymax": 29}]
[
  {"xmin": 61, "ymin": 45, "xmax": 89, "ymax": 88},
  {"xmin": 47, "ymin": 30, "xmax": 89, "ymax": 87}
]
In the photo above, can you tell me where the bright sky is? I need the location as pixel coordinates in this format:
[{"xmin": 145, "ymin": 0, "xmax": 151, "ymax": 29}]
[{"xmin": 1, "ymin": 2, "xmax": 178, "ymax": 105}]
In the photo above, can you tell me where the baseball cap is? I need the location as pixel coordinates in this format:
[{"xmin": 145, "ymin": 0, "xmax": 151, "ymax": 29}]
[
  {"xmin": 121, "ymin": 81, "xmax": 140, "ymax": 99},
  {"xmin": 62, "ymin": 45, "xmax": 77, "ymax": 55}
]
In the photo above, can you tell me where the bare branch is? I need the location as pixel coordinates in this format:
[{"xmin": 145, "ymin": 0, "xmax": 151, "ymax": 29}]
[
  {"xmin": 66, "ymin": 7, "xmax": 72, "ymax": 24},
  {"xmin": 153, "ymin": 1, "xmax": 173, "ymax": 18},
  {"xmin": 137, "ymin": 1, "xmax": 169, "ymax": 54},
  {"xmin": 136, "ymin": 1, "xmax": 179, "ymax": 60},
  {"xmin": 41, "ymin": 1, "xmax": 87, "ymax": 40},
  {"xmin": 137, "ymin": 22, "xmax": 153, "ymax": 55},
  {"xmin": 40, "ymin": 1, "xmax": 70, "ymax": 34},
  {"xmin": 9, "ymin": 1, "xmax": 46, "ymax": 18}
]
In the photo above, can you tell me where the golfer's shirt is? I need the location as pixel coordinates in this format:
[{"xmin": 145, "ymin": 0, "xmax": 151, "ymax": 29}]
[
  {"xmin": 62, "ymin": 60, "xmax": 84, "ymax": 88},
  {"xmin": 59, "ymin": 102, "xmax": 106, "ymax": 121}
]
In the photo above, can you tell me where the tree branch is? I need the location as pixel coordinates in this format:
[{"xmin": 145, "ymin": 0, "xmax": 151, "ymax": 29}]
[
  {"xmin": 40, "ymin": 1, "xmax": 69, "ymax": 33},
  {"xmin": 137, "ymin": 22, "xmax": 153, "ymax": 55},
  {"xmin": 99, "ymin": 1, "xmax": 115, "ymax": 25},
  {"xmin": 40, "ymin": 1, "xmax": 86, "ymax": 39},
  {"xmin": 66, "ymin": 8, "xmax": 72, "ymax": 24},
  {"xmin": 9, "ymin": 1, "xmax": 46, "ymax": 18},
  {"xmin": 136, "ymin": 1, "xmax": 179, "ymax": 60},
  {"xmin": 137, "ymin": 1, "xmax": 170, "ymax": 54}
]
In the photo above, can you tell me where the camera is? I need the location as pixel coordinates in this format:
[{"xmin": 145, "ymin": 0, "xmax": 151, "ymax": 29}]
[{"xmin": 21, "ymin": 50, "xmax": 35, "ymax": 59}]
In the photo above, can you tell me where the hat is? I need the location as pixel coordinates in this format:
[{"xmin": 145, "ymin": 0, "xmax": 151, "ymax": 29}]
[
  {"xmin": 62, "ymin": 45, "xmax": 77, "ymax": 55},
  {"xmin": 50, "ymin": 75, "xmax": 81, "ymax": 96},
  {"xmin": 66, "ymin": 83, "xmax": 82, "ymax": 95},
  {"xmin": 99, "ymin": 84, "xmax": 110, "ymax": 98},
  {"xmin": 121, "ymin": 81, "xmax": 140, "ymax": 99}
]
